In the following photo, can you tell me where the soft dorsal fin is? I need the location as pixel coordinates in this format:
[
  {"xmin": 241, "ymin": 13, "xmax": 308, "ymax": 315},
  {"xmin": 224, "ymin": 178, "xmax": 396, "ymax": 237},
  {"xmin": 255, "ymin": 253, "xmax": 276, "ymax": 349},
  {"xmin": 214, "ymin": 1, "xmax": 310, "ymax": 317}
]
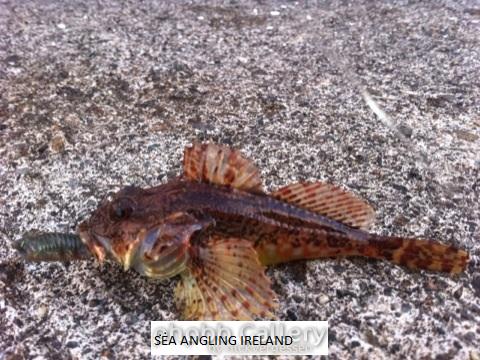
[
  {"xmin": 272, "ymin": 182, "xmax": 375, "ymax": 230},
  {"xmin": 183, "ymin": 143, "xmax": 263, "ymax": 193}
]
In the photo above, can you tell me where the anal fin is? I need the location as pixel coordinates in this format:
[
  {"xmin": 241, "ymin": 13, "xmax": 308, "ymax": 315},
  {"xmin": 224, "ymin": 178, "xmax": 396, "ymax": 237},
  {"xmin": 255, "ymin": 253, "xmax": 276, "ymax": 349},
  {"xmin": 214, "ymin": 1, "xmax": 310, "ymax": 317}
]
[
  {"xmin": 183, "ymin": 143, "xmax": 263, "ymax": 193},
  {"xmin": 174, "ymin": 236, "xmax": 278, "ymax": 320},
  {"xmin": 272, "ymin": 182, "xmax": 375, "ymax": 230}
]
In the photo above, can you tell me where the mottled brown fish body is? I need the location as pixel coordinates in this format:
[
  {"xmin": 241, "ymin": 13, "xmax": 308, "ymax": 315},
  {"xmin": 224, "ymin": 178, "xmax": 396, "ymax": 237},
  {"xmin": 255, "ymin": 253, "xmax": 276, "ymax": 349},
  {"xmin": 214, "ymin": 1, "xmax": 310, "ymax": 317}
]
[
  {"xmin": 75, "ymin": 143, "xmax": 469, "ymax": 320},
  {"xmin": 125, "ymin": 180, "xmax": 468, "ymax": 274}
]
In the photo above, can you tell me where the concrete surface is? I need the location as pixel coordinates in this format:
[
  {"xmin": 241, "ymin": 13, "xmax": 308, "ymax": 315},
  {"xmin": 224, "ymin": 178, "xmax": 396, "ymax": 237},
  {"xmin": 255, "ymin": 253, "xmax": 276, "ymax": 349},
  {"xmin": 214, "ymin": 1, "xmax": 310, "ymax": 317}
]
[{"xmin": 1, "ymin": 0, "xmax": 479, "ymax": 359}]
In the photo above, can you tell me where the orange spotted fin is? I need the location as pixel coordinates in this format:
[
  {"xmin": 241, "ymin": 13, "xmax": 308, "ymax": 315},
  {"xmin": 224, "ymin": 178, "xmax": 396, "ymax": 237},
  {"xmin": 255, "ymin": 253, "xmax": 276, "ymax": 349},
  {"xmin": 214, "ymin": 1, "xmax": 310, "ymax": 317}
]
[
  {"xmin": 174, "ymin": 236, "xmax": 278, "ymax": 320},
  {"xmin": 272, "ymin": 182, "xmax": 375, "ymax": 230},
  {"xmin": 183, "ymin": 143, "xmax": 263, "ymax": 193}
]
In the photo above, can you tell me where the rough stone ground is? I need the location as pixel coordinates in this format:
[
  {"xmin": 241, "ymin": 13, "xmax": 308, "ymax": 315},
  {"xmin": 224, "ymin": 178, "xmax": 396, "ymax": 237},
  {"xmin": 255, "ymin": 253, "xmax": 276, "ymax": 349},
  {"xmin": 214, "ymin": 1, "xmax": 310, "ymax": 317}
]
[{"xmin": 1, "ymin": 0, "xmax": 479, "ymax": 359}]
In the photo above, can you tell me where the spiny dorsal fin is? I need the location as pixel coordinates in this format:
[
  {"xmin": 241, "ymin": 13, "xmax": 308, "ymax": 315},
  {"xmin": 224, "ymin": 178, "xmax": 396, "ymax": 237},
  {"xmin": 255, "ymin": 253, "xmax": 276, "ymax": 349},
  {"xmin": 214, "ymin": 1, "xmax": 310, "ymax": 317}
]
[
  {"xmin": 174, "ymin": 236, "xmax": 278, "ymax": 320},
  {"xmin": 272, "ymin": 182, "xmax": 375, "ymax": 230},
  {"xmin": 183, "ymin": 143, "xmax": 263, "ymax": 193}
]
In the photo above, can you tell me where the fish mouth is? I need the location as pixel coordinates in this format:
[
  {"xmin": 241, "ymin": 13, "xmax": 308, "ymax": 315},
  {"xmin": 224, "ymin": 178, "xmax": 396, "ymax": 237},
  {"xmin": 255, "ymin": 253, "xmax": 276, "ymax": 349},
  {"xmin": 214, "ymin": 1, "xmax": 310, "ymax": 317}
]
[
  {"xmin": 93, "ymin": 233, "xmax": 113, "ymax": 258},
  {"xmin": 77, "ymin": 220, "xmax": 107, "ymax": 263},
  {"xmin": 80, "ymin": 225, "xmax": 190, "ymax": 278},
  {"xmin": 76, "ymin": 214, "xmax": 139, "ymax": 269},
  {"xmin": 89, "ymin": 232, "xmax": 141, "ymax": 271}
]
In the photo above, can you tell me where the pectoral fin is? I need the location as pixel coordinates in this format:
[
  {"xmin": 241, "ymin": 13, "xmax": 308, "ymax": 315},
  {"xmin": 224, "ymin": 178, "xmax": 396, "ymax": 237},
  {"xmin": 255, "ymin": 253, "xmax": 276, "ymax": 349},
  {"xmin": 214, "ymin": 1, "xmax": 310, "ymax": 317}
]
[
  {"xmin": 273, "ymin": 182, "xmax": 375, "ymax": 230},
  {"xmin": 174, "ymin": 236, "xmax": 278, "ymax": 320},
  {"xmin": 183, "ymin": 143, "xmax": 263, "ymax": 193}
]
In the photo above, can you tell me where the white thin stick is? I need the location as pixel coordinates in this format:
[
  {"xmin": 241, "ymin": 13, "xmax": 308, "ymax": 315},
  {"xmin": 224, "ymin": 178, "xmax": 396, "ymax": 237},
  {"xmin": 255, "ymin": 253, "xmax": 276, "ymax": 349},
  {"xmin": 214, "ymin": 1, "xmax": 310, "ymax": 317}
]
[{"xmin": 360, "ymin": 89, "xmax": 430, "ymax": 168}]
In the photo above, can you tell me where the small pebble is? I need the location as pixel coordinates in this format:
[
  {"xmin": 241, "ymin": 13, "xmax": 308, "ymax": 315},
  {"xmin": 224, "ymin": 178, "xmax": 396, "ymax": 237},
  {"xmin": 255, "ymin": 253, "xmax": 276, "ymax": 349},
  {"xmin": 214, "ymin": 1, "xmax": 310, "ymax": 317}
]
[
  {"xmin": 50, "ymin": 133, "xmax": 66, "ymax": 153},
  {"xmin": 318, "ymin": 295, "xmax": 330, "ymax": 305},
  {"xmin": 37, "ymin": 304, "xmax": 48, "ymax": 320},
  {"xmin": 66, "ymin": 340, "xmax": 79, "ymax": 348},
  {"xmin": 286, "ymin": 308, "xmax": 298, "ymax": 321}
]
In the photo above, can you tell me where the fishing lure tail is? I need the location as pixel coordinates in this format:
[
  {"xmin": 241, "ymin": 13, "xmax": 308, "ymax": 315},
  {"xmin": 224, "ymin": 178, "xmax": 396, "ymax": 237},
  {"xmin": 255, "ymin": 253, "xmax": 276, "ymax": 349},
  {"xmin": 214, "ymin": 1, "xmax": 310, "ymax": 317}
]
[
  {"xmin": 363, "ymin": 235, "xmax": 469, "ymax": 274},
  {"xmin": 14, "ymin": 233, "xmax": 92, "ymax": 262}
]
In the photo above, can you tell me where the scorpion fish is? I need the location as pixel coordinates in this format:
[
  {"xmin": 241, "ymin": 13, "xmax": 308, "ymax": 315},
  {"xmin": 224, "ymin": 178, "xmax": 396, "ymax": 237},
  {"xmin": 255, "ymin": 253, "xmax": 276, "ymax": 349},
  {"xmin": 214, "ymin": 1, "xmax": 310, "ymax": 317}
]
[{"xmin": 15, "ymin": 143, "xmax": 469, "ymax": 320}]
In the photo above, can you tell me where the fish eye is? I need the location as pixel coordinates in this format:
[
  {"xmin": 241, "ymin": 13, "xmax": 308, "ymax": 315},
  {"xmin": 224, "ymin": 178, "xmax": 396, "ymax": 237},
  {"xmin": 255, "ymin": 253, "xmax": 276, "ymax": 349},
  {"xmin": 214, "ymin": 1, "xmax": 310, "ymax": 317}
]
[{"xmin": 111, "ymin": 198, "xmax": 135, "ymax": 220}]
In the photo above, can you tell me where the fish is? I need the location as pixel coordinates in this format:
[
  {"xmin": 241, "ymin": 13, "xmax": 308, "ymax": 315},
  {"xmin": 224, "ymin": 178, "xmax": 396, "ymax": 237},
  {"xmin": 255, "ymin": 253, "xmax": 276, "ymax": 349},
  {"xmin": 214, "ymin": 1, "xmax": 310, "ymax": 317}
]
[{"xmin": 15, "ymin": 142, "xmax": 469, "ymax": 320}]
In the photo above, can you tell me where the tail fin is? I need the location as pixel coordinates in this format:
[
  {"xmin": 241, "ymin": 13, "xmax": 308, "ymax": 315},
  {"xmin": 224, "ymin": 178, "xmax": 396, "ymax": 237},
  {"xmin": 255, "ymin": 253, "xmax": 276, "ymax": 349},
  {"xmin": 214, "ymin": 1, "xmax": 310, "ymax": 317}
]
[{"xmin": 365, "ymin": 235, "xmax": 469, "ymax": 274}]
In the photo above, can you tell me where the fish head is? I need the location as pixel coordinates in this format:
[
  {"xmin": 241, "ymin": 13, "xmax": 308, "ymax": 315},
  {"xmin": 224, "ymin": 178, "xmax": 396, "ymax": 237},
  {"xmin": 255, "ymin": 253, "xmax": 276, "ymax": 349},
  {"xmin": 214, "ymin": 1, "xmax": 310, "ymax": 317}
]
[
  {"xmin": 78, "ymin": 185, "xmax": 157, "ymax": 270},
  {"xmin": 78, "ymin": 184, "xmax": 195, "ymax": 278}
]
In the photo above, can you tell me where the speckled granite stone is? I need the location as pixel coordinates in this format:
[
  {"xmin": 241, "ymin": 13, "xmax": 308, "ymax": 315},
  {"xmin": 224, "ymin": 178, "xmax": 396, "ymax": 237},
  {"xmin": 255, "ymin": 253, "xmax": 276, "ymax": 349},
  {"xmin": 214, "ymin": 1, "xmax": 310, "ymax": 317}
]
[{"xmin": 0, "ymin": 1, "xmax": 479, "ymax": 359}]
